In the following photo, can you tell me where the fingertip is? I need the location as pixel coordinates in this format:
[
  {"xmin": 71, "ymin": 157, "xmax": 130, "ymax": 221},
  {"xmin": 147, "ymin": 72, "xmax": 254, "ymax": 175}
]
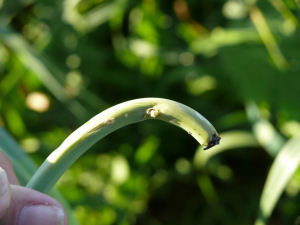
[
  {"xmin": 0, "ymin": 167, "xmax": 11, "ymax": 219},
  {"xmin": 0, "ymin": 150, "xmax": 20, "ymax": 185},
  {"xmin": 8, "ymin": 185, "xmax": 68, "ymax": 225},
  {"xmin": 18, "ymin": 205, "xmax": 67, "ymax": 225},
  {"xmin": 0, "ymin": 167, "xmax": 9, "ymax": 196}
]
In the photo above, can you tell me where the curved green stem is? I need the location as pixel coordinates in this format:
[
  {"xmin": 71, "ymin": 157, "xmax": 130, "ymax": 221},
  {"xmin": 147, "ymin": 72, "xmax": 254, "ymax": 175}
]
[{"xmin": 26, "ymin": 98, "xmax": 220, "ymax": 193}]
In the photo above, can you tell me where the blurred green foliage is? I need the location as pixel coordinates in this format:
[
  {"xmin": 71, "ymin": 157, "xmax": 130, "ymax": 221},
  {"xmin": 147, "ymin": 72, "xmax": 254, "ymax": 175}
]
[{"xmin": 1, "ymin": 0, "xmax": 300, "ymax": 224}]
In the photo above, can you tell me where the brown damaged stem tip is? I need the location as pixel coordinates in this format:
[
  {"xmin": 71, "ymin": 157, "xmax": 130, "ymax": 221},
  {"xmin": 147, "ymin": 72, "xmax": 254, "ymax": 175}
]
[{"xmin": 203, "ymin": 133, "xmax": 221, "ymax": 150}]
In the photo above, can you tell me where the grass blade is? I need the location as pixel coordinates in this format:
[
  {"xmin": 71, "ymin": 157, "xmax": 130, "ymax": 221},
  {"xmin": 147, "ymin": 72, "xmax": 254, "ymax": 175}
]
[
  {"xmin": 255, "ymin": 135, "xmax": 300, "ymax": 225},
  {"xmin": 190, "ymin": 28, "xmax": 259, "ymax": 55},
  {"xmin": 249, "ymin": 6, "xmax": 288, "ymax": 70},
  {"xmin": 246, "ymin": 102, "xmax": 286, "ymax": 157}
]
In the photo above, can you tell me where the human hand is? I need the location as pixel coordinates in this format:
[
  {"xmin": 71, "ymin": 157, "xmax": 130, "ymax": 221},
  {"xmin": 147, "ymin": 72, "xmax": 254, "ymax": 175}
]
[{"xmin": 0, "ymin": 151, "xmax": 68, "ymax": 225}]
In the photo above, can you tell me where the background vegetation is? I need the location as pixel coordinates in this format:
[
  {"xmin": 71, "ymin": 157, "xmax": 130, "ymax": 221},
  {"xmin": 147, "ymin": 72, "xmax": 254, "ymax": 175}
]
[{"xmin": 0, "ymin": 0, "xmax": 300, "ymax": 224}]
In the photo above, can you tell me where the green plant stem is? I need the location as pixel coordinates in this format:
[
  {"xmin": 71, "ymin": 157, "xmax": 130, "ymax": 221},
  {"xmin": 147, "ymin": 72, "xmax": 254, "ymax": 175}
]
[
  {"xmin": 26, "ymin": 98, "xmax": 220, "ymax": 193},
  {"xmin": 249, "ymin": 6, "xmax": 288, "ymax": 70}
]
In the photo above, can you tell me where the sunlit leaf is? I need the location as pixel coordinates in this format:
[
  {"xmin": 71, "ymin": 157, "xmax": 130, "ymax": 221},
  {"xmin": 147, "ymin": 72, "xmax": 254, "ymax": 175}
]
[
  {"xmin": 255, "ymin": 134, "xmax": 300, "ymax": 225},
  {"xmin": 246, "ymin": 102, "xmax": 286, "ymax": 156}
]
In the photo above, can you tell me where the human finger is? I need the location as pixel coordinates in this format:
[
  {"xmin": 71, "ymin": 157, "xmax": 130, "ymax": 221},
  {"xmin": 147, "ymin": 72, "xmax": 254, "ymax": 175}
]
[
  {"xmin": 0, "ymin": 151, "xmax": 19, "ymax": 185},
  {"xmin": 2, "ymin": 184, "xmax": 68, "ymax": 225}
]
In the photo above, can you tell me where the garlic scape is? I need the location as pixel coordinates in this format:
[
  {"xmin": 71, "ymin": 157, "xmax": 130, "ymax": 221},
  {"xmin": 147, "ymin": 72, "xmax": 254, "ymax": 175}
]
[{"xmin": 27, "ymin": 98, "xmax": 220, "ymax": 193}]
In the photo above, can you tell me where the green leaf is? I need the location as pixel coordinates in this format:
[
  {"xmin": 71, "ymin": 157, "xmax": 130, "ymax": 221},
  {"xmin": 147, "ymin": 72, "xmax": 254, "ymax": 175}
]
[
  {"xmin": 255, "ymin": 134, "xmax": 300, "ymax": 225},
  {"xmin": 246, "ymin": 102, "xmax": 286, "ymax": 157}
]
